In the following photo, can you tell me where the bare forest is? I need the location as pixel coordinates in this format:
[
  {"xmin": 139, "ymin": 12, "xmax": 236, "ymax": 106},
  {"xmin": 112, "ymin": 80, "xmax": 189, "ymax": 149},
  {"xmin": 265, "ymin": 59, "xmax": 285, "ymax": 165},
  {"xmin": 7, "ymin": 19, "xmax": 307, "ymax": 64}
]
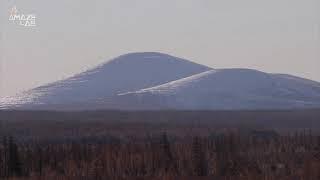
[{"xmin": 1, "ymin": 110, "xmax": 320, "ymax": 179}]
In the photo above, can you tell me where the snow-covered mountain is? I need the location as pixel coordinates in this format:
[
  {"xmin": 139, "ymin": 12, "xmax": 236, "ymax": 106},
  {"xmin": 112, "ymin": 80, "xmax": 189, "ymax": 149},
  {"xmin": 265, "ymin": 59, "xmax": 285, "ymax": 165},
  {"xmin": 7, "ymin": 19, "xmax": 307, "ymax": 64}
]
[
  {"xmin": 118, "ymin": 69, "xmax": 320, "ymax": 110},
  {"xmin": 0, "ymin": 52, "xmax": 211, "ymax": 109},
  {"xmin": 1, "ymin": 52, "xmax": 320, "ymax": 110}
]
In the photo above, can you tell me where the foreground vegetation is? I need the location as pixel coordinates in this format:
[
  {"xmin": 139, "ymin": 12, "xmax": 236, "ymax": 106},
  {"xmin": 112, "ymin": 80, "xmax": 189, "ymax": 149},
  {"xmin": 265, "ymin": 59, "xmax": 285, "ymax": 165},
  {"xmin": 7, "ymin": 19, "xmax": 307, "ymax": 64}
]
[{"xmin": 0, "ymin": 110, "xmax": 320, "ymax": 179}]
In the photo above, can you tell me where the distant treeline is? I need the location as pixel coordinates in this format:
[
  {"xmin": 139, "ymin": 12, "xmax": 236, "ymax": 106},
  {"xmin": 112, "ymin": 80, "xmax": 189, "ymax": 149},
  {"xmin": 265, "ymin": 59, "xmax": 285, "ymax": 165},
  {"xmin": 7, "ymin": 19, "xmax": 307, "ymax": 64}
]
[{"xmin": 1, "ymin": 110, "xmax": 320, "ymax": 142}]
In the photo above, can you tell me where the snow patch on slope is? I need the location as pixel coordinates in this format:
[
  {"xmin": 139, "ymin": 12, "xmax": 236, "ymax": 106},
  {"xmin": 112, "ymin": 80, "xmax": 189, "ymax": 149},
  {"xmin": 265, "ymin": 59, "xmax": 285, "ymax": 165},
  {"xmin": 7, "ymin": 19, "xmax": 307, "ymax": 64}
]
[{"xmin": 120, "ymin": 70, "xmax": 217, "ymax": 95}]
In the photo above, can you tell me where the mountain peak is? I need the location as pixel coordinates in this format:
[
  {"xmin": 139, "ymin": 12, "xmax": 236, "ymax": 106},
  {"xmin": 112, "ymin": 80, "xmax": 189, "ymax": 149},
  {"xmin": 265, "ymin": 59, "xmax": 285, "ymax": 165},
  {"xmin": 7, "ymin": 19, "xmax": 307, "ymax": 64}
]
[
  {"xmin": 105, "ymin": 52, "xmax": 202, "ymax": 67},
  {"xmin": 118, "ymin": 52, "xmax": 172, "ymax": 58}
]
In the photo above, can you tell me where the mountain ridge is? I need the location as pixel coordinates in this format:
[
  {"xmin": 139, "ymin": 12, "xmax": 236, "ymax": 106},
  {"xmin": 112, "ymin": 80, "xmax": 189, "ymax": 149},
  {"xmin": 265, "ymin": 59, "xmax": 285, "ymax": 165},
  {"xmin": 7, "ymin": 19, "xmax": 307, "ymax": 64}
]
[{"xmin": 1, "ymin": 52, "xmax": 320, "ymax": 110}]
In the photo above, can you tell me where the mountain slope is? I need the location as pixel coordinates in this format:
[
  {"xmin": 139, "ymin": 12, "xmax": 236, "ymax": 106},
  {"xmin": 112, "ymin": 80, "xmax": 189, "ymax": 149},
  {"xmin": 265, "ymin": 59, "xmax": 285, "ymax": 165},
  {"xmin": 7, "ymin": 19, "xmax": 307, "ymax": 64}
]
[
  {"xmin": 1, "ymin": 52, "xmax": 211, "ymax": 109},
  {"xmin": 118, "ymin": 69, "xmax": 320, "ymax": 110}
]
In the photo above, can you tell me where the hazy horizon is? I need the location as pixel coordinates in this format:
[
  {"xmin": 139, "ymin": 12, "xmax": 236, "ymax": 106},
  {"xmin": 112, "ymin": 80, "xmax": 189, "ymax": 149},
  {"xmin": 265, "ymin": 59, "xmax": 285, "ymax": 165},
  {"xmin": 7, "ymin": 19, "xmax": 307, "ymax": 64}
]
[{"xmin": 1, "ymin": 0, "xmax": 319, "ymax": 97}]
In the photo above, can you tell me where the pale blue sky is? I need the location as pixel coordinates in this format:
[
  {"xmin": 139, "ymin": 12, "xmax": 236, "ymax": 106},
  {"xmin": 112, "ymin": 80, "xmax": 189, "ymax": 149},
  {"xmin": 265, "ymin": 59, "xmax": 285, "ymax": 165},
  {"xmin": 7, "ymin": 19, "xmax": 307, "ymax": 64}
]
[{"xmin": 1, "ymin": 0, "xmax": 319, "ymax": 96}]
